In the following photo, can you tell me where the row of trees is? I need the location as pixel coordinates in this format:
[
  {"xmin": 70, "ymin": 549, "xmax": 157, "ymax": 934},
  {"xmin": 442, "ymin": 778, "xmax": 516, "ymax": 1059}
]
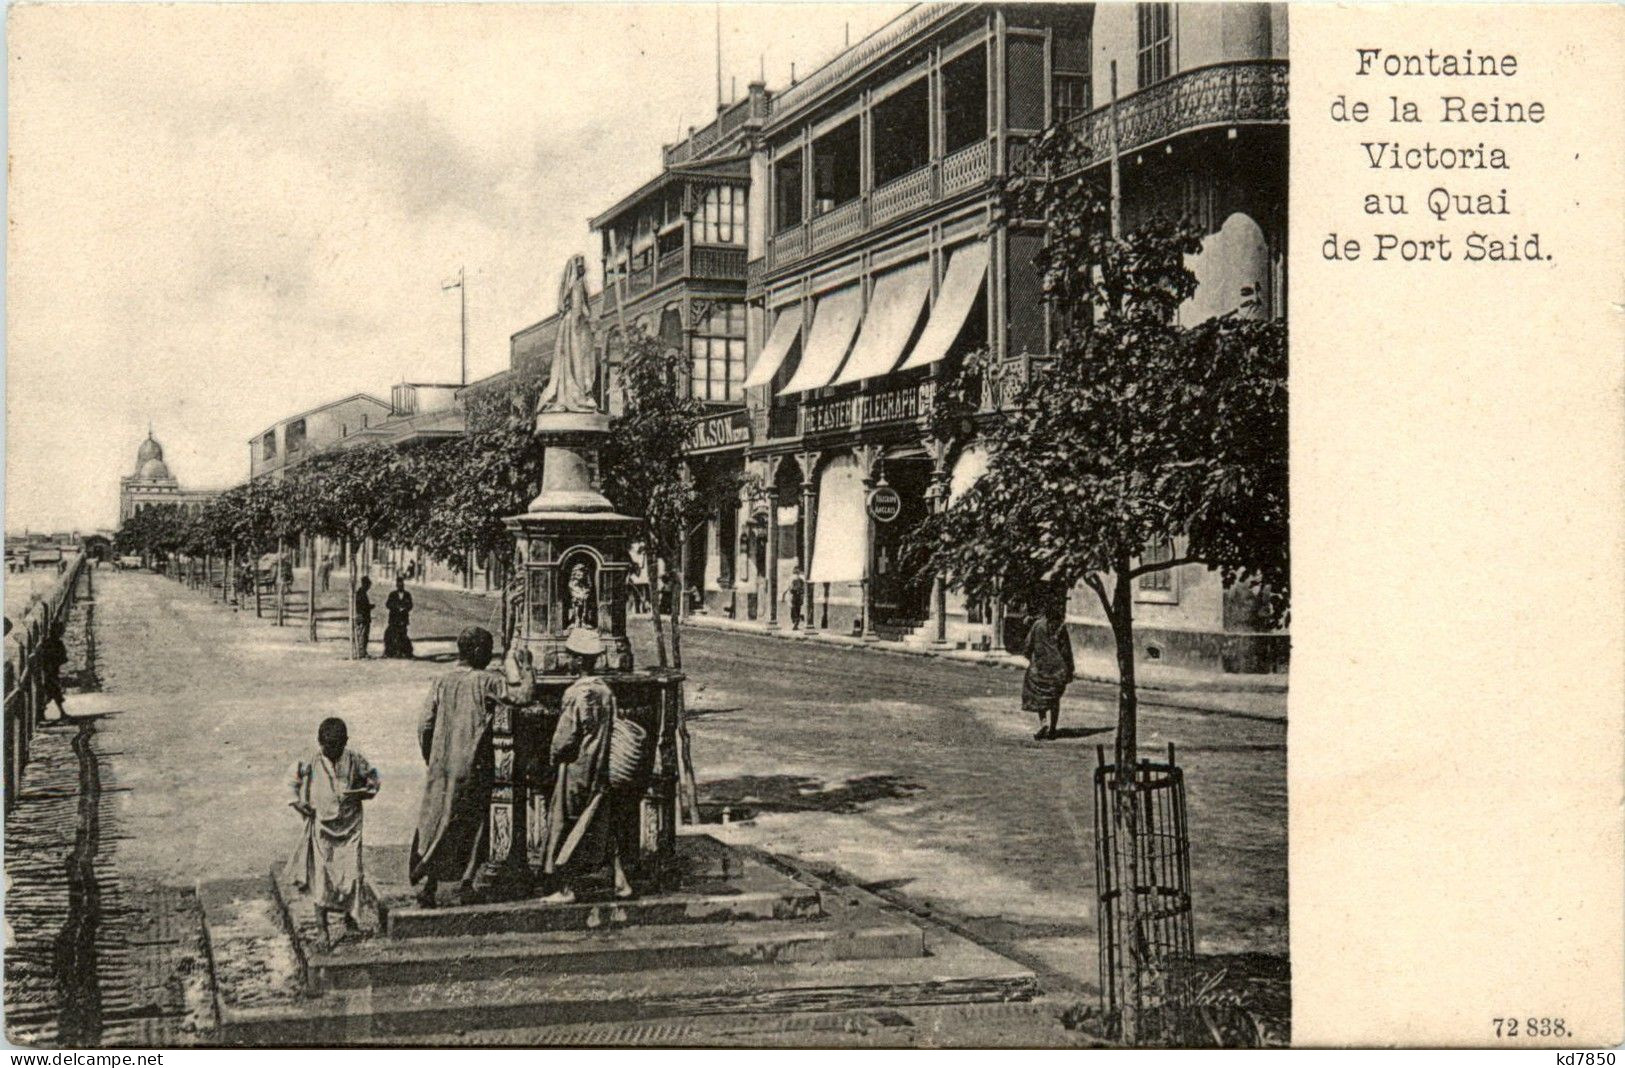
[{"xmin": 115, "ymin": 328, "xmax": 706, "ymax": 665}]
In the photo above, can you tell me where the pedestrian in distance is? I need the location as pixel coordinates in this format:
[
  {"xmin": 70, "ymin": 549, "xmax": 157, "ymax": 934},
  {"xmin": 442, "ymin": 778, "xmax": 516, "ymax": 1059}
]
[
  {"xmin": 353, "ymin": 577, "xmax": 374, "ymax": 658},
  {"xmin": 1022, "ymin": 598, "xmax": 1075, "ymax": 740},
  {"xmin": 543, "ymin": 627, "xmax": 637, "ymax": 903},
  {"xmin": 787, "ymin": 566, "xmax": 807, "ymax": 629},
  {"xmin": 284, "ymin": 717, "xmax": 380, "ymax": 950},
  {"xmin": 318, "ymin": 555, "xmax": 333, "ymax": 593},
  {"xmin": 410, "ymin": 628, "xmax": 536, "ymax": 908},
  {"xmin": 383, "ymin": 575, "xmax": 414, "ymax": 659}
]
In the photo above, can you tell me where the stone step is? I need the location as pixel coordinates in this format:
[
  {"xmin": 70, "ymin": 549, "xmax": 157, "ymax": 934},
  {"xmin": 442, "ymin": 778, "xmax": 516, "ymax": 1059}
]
[
  {"xmin": 378, "ymin": 885, "xmax": 825, "ymax": 940},
  {"xmin": 306, "ymin": 913, "xmax": 925, "ymax": 992},
  {"xmin": 212, "ymin": 931, "xmax": 1037, "ymax": 1045}
]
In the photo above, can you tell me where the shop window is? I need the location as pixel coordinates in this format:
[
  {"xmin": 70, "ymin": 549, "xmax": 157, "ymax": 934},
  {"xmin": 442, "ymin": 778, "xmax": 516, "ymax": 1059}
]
[
  {"xmin": 774, "ymin": 150, "xmax": 804, "ymax": 232},
  {"xmin": 285, "ymin": 419, "xmax": 307, "ymax": 453},
  {"xmin": 696, "ymin": 184, "xmax": 746, "ymax": 244},
  {"xmin": 942, "ymin": 47, "xmax": 988, "ymax": 154},
  {"xmin": 872, "ymin": 78, "xmax": 930, "ymax": 187},
  {"xmin": 812, "ymin": 119, "xmax": 861, "ymax": 215},
  {"xmin": 689, "ymin": 302, "xmax": 747, "ymax": 403},
  {"xmin": 1137, "ymin": 3, "xmax": 1173, "ymax": 89}
]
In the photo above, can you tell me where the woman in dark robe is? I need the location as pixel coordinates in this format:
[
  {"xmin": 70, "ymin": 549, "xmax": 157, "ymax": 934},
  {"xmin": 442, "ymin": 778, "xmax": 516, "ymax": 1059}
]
[
  {"xmin": 1022, "ymin": 601, "xmax": 1075, "ymax": 740},
  {"xmin": 383, "ymin": 576, "xmax": 414, "ymax": 659}
]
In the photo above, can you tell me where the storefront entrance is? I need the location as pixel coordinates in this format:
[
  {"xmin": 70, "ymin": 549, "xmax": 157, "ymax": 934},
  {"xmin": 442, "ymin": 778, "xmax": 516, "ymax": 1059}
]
[{"xmin": 871, "ymin": 456, "xmax": 933, "ymax": 630}]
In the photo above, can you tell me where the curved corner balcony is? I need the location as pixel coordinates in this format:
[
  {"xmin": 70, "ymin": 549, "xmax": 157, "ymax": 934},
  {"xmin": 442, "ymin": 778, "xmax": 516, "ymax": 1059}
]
[{"xmin": 1054, "ymin": 59, "xmax": 1288, "ymax": 169}]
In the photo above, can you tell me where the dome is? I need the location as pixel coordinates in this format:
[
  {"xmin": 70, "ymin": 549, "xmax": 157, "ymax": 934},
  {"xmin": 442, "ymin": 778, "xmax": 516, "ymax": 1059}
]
[
  {"xmin": 136, "ymin": 433, "xmax": 164, "ymax": 465},
  {"xmin": 138, "ymin": 458, "xmax": 171, "ymax": 480}
]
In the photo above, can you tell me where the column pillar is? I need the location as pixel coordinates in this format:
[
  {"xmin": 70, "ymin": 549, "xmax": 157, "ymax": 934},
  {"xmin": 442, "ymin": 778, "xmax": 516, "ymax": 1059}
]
[
  {"xmin": 855, "ymin": 445, "xmax": 882, "ymax": 642},
  {"xmin": 765, "ymin": 486, "xmax": 780, "ymax": 627},
  {"xmin": 925, "ymin": 436, "xmax": 953, "ymax": 648},
  {"xmin": 795, "ymin": 450, "xmax": 821, "ymax": 635}
]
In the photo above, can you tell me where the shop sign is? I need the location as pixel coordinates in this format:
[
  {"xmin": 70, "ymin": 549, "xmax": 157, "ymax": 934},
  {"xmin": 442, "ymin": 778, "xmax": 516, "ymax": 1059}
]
[
  {"xmin": 687, "ymin": 409, "xmax": 752, "ymax": 454},
  {"xmin": 867, "ymin": 485, "xmax": 903, "ymax": 524}
]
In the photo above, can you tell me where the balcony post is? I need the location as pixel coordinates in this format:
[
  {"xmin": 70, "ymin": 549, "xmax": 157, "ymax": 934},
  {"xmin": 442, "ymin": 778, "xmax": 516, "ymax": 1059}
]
[
  {"xmin": 855, "ymin": 444, "xmax": 883, "ymax": 642},
  {"xmin": 925, "ymin": 435, "xmax": 952, "ymax": 648},
  {"xmin": 764, "ymin": 455, "xmax": 783, "ymax": 628},
  {"xmin": 796, "ymin": 450, "xmax": 821, "ymax": 634}
]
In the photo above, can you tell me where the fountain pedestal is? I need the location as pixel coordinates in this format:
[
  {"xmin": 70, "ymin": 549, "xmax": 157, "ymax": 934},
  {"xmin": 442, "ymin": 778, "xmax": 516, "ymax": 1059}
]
[{"xmin": 473, "ymin": 409, "xmax": 683, "ymax": 900}]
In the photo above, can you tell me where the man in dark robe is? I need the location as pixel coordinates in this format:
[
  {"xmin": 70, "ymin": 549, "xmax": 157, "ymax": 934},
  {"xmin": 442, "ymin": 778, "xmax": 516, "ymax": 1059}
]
[
  {"xmin": 410, "ymin": 627, "xmax": 536, "ymax": 907},
  {"xmin": 383, "ymin": 576, "xmax": 414, "ymax": 658},
  {"xmin": 353, "ymin": 577, "xmax": 373, "ymax": 659},
  {"xmin": 1022, "ymin": 601, "xmax": 1075, "ymax": 740}
]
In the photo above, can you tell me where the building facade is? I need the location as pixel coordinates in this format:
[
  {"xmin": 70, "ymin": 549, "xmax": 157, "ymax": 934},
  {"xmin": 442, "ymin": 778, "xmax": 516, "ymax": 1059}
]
[
  {"xmin": 118, "ymin": 430, "xmax": 219, "ymax": 522},
  {"xmin": 247, "ymin": 393, "xmax": 394, "ymax": 482},
  {"xmin": 723, "ymin": 2, "xmax": 1286, "ymax": 670}
]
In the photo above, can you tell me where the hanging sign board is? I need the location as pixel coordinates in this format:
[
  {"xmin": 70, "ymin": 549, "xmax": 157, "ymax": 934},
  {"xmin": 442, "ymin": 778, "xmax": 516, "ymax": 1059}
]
[{"xmin": 866, "ymin": 485, "xmax": 903, "ymax": 523}]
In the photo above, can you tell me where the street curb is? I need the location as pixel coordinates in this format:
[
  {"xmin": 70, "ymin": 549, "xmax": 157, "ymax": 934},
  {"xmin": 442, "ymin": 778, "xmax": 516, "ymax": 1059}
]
[{"xmin": 675, "ymin": 613, "xmax": 1288, "ymax": 697}]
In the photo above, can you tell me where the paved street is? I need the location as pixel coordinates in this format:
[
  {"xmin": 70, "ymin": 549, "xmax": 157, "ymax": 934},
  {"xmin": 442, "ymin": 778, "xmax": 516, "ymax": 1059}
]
[{"xmin": 92, "ymin": 570, "xmax": 1285, "ymax": 997}]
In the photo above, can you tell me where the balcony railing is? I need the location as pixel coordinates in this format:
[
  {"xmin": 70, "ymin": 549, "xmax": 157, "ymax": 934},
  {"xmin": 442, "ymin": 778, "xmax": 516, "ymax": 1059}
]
[
  {"xmin": 1053, "ymin": 60, "xmax": 1288, "ymax": 173},
  {"xmin": 691, "ymin": 245, "xmax": 746, "ymax": 279},
  {"xmin": 941, "ymin": 139, "xmax": 992, "ymax": 197},
  {"xmin": 870, "ymin": 165, "xmax": 935, "ymax": 227},
  {"xmin": 809, "ymin": 199, "xmax": 863, "ymax": 249},
  {"xmin": 663, "ymin": 92, "xmax": 773, "ymax": 168},
  {"xmin": 657, "ymin": 247, "xmax": 683, "ymax": 278},
  {"xmin": 980, "ymin": 353, "xmax": 1056, "ymax": 413}
]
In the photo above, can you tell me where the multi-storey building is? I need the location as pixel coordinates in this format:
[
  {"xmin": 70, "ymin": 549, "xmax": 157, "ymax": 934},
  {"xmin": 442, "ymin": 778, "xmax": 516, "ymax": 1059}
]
[
  {"xmin": 119, "ymin": 430, "xmax": 219, "ymax": 522},
  {"xmin": 728, "ymin": 3, "xmax": 1287, "ymax": 671},
  {"xmin": 247, "ymin": 393, "xmax": 393, "ymax": 482}
]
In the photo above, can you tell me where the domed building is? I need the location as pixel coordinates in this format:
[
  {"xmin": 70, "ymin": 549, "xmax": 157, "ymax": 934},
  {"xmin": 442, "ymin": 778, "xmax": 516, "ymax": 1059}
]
[{"xmin": 118, "ymin": 428, "xmax": 218, "ymax": 523}]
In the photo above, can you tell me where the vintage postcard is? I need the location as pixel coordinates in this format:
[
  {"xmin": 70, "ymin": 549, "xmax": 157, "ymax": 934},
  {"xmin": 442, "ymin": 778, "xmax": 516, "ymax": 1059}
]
[{"xmin": 3, "ymin": 0, "xmax": 1620, "ymax": 1053}]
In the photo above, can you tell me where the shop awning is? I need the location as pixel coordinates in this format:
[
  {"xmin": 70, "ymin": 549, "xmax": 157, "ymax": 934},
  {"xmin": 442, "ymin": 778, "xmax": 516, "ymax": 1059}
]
[
  {"xmin": 896, "ymin": 241, "xmax": 990, "ymax": 371},
  {"xmin": 777, "ymin": 285, "xmax": 862, "ymax": 394},
  {"xmin": 830, "ymin": 260, "xmax": 932, "ymax": 386},
  {"xmin": 741, "ymin": 307, "xmax": 802, "ymax": 389},
  {"xmin": 807, "ymin": 455, "xmax": 867, "ymax": 584}
]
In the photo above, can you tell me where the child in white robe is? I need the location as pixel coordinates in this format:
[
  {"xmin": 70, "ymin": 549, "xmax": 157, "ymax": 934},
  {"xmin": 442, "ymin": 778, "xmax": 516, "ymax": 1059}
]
[{"xmin": 285, "ymin": 717, "xmax": 380, "ymax": 947}]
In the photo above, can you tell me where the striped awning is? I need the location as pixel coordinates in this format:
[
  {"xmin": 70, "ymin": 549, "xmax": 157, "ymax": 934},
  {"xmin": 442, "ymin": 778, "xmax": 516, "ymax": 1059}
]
[
  {"xmin": 777, "ymin": 286, "xmax": 862, "ymax": 395},
  {"xmin": 830, "ymin": 260, "xmax": 932, "ymax": 386},
  {"xmin": 897, "ymin": 241, "xmax": 989, "ymax": 371},
  {"xmin": 741, "ymin": 307, "xmax": 802, "ymax": 389}
]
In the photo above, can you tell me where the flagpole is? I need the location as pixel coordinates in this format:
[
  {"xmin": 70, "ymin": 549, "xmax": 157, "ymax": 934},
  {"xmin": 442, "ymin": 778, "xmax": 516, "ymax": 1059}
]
[{"xmin": 459, "ymin": 265, "xmax": 467, "ymax": 386}]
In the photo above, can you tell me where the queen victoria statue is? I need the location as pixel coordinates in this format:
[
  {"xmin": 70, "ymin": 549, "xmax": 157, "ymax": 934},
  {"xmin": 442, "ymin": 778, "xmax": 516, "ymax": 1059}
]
[{"xmin": 535, "ymin": 254, "xmax": 600, "ymax": 415}]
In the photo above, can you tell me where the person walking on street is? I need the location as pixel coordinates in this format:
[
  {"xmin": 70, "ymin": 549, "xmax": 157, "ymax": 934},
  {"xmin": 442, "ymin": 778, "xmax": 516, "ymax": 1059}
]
[
  {"xmin": 1022, "ymin": 599, "xmax": 1075, "ymax": 740},
  {"xmin": 383, "ymin": 576, "xmax": 414, "ymax": 659},
  {"xmin": 410, "ymin": 629, "xmax": 536, "ymax": 908},
  {"xmin": 353, "ymin": 577, "xmax": 374, "ymax": 659},
  {"xmin": 787, "ymin": 566, "xmax": 807, "ymax": 629}
]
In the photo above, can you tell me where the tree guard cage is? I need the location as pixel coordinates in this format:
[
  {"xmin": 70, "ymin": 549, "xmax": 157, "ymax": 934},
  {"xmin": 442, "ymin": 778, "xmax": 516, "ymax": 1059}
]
[{"xmin": 1094, "ymin": 744, "xmax": 1197, "ymax": 1044}]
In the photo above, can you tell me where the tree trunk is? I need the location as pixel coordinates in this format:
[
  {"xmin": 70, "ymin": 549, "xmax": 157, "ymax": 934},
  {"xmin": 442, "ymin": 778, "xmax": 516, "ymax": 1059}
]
[
  {"xmin": 646, "ymin": 552, "xmax": 669, "ymax": 669},
  {"xmin": 275, "ymin": 538, "xmax": 286, "ymax": 626},
  {"xmin": 307, "ymin": 534, "xmax": 318, "ymax": 642},
  {"xmin": 669, "ymin": 563, "xmax": 683, "ymax": 670},
  {"xmin": 229, "ymin": 545, "xmax": 237, "ymax": 607},
  {"xmin": 347, "ymin": 537, "xmax": 359, "ymax": 659},
  {"xmin": 254, "ymin": 551, "xmax": 263, "ymax": 617},
  {"xmin": 1109, "ymin": 552, "xmax": 1144, "ymax": 1045},
  {"xmin": 1112, "ymin": 557, "xmax": 1138, "ymax": 771}
]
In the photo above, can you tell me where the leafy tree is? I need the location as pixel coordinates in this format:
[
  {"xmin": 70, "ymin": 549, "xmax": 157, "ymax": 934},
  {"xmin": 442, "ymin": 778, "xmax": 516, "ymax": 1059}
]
[
  {"xmin": 602, "ymin": 326, "xmax": 705, "ymax": 668},
  {"xmin": 922, "ymin": 126, "xmax": 1288, "ymax": 770}
]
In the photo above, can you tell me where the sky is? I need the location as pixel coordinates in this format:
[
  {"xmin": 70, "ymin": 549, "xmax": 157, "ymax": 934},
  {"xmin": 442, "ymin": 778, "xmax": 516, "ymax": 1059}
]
[{"xmin": 4, "ymin": 1, "xmax": 908, "ymax": 533}]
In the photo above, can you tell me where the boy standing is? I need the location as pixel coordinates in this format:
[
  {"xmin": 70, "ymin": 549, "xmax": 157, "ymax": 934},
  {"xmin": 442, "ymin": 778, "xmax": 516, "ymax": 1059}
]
[{"xmin": 286, "ymin": 717, "xmax": 380, "ymax": 948}]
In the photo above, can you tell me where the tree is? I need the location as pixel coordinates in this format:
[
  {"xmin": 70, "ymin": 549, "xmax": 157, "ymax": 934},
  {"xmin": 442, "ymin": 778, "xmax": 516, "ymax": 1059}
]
[
  {"xmin": 601, "ymin": 326, "xmax": 705, "ymax": 669},
  {"xmin": 922, "ymin": 125, "xmax": 1289, "ymax": 770}
]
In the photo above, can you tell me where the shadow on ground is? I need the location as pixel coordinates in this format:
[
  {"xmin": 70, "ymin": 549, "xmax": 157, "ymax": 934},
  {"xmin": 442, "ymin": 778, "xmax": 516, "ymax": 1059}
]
[{"xmin": 698, "ymin": 772, "xmax": 924, "ymax": 817}]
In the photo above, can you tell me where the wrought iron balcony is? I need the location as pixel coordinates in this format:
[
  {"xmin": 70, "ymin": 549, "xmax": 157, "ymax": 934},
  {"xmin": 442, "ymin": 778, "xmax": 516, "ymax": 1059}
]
[{"xmin": 1054, "ymin": 60, "xmax": 1288, "ymax": 172}]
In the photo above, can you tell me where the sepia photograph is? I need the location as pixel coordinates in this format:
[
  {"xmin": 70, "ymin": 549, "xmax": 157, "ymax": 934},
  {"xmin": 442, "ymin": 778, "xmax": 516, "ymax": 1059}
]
[{"xmin": 3, "ymin": 1, "xmax": 1293, "ymax": 1049}]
